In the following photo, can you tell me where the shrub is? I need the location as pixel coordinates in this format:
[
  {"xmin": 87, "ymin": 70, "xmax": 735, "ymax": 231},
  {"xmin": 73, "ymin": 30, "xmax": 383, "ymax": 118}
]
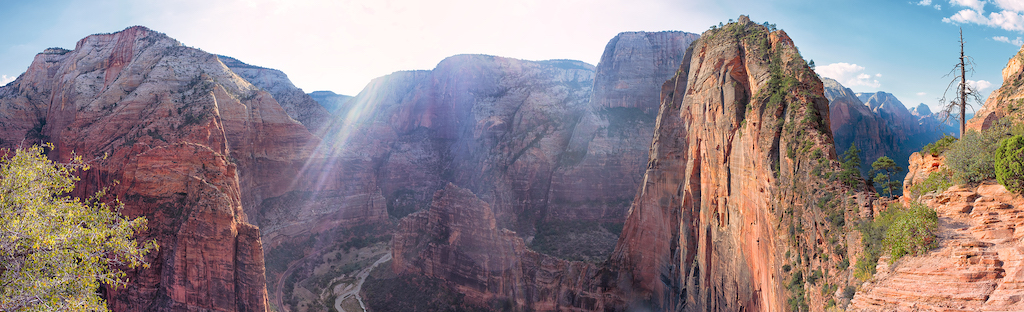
[
  {"xmin": 882, "ymin": 202, "xmax": 938, "ymax": 261},
  {"xmin": 946, "ymin": 130, "xmax": 1001, "ymax": 185},
  {"xmin": 921, "ymin": 135, "xmax": 957, "ymax": 156},
  {"xmin": 908, "ymin": 168, "xmax": 953, "ymax": 199},
  {"xmin": 995, "ymin": 135, "xmax": 1024, "ymax": 194}
]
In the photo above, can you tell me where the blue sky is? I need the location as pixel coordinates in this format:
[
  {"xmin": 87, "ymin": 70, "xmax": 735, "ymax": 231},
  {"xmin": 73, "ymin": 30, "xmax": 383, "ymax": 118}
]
[{"xmin": 2, "ymin": 0, "xmax": 1023, "ymax": 113}]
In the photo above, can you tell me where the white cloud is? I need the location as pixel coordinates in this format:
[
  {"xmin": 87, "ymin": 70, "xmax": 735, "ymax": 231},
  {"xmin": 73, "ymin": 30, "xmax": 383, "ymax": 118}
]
[
  {"xmin": 917, "ymin": 92, "xmax": 928, "ymax": 96},
  {"xmin": 817, "ymin": 62, "xmax": 882, "ymax": 89},
  {"xmin": 936, "ymin": 4, "xmax": 943, "ymax": 9},
  {"xmin": 994, "ymin": 35, "xmax": 1024, "ymax": 45},
  {"xmin": 943, "ymin": 0, "xmax": 1024, "ymax": 31},
  {"xmin": 0, "ymin": 75, "xmax": 15, "ymax": 85},
  {"xmin": 918, "ymin": 0, "xmax": 932, "ymax": 5},
  {"xmin": 875, "ymin": 73, "xmax": 883, "ymax": 77},
  {"xmin": 950, "ymin": 0, "xmax": 987, "ymax": 12},
  {"xmin": 994, "ymin": 0, "xmax": 1024, "ymax": 12},
  {"xmin": 968, "ymin": 79, "xmax": 994, "ymax": 90},
  {"xmin": 987, "ymin": 10, "xmax": 1024, "ymax": 30}
]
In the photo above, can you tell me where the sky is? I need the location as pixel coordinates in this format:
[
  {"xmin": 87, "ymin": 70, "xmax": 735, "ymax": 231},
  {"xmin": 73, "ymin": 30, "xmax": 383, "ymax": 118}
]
[{"xmin": 2, "ymin": 0, "xmax": 1024, "ymax": 114}]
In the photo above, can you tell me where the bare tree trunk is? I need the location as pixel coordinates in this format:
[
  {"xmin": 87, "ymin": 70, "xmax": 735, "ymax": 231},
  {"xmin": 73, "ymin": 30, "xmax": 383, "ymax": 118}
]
[{"xmin": 960, "ymin": 27, "xmax": 967, "ymax": 138}]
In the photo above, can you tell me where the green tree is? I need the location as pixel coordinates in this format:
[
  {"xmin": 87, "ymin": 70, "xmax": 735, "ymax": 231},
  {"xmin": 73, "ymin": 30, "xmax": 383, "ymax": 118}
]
[
  {"xmin": 995, "ymin": 135, "xmax": 1024, "ymax": 194},
  {"xmin": 837, "ymin": 143, "xmax": 863, "ymax": 187},
  {"xmin": 871, "ymin": 156, "xmax": 904, "ymax": 198},
  {"xmin": 0, "ymin": 145, "xmax": 156, "ymax": 311}
]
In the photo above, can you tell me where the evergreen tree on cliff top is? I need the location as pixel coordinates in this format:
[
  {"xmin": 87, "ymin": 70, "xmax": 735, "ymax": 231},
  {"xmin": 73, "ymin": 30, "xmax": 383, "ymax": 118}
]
[{"xmin": 0, "ymin": 145, "xmax": 156, "ymax": 311}]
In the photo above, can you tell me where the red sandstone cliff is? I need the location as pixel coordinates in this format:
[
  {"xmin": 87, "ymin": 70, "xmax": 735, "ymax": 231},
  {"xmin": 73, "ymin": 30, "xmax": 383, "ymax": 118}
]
[
  {"xmin": 0, "ymin": 26, "xmax": 330, "ymax": 311},
  {"xmin": 391, "ymin": 17, "xmax": 860, "ymax": 311},
  {"xmin": 392, "ymin": 184, "xmax": 605, "ymax": 310},
  {"xmin": 606, "ymin": 16, "xmax": 851, "ymax": 311},
  {"xmin": 969, "ymin": 43, "xmax": 1024, "ymax": 131}
]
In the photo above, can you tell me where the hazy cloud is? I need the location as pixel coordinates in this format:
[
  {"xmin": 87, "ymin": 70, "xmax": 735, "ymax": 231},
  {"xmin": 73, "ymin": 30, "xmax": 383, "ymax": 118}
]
[
  {"xmin": 0, "ymin": 75, "xmax": 14, "ymax": 85},
  {"xmin": 817, "ymin": 63, "xmax": 882, "ymax": 89},
  {"xmin": 917, "ymin": 92, "xmax": 928, "ymax": 96},
  {"xmin": 968, "ymin": 79, "xmax": 994, "ymax": 91},
  {"xmin": 994, "ymin": 35, "xmax": 1024, "ymax": 45}
]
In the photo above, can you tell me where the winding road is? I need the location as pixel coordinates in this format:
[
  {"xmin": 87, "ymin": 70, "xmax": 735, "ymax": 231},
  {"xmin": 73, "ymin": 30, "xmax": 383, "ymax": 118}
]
[{"xmin": 335, "ymin": 252, "xmax": 392, "ymax": 312}]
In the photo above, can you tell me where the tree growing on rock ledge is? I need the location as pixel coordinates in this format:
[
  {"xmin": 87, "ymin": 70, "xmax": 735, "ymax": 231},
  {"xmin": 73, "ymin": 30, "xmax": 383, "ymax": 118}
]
[{"xmin": 0, "ymin": 145, "xmax": 156, "ymax": 311}]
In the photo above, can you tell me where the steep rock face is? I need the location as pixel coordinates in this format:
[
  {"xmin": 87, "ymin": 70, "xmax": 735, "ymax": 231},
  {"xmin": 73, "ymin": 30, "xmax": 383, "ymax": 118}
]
[
  {"xmin": 550, "ymin": 31, "xmax": 698, "ymax": 222},
  {"xmin": 591, "ymin": 31, "xmax": 700, "ymax": 114},
  {"xmin": 0, "ymin": 26, "xmax": 282, "ymax": 311},
  {"xmin": 308, "ymin": 55, "xmax": 601, "ymax": 234},
  {"xmin": 217, "ymin": 55, "xmax": 331, "ymax": 133},
  {"xmin": 852, "ymin": 182, "xmax": 1024, "ymax": 311},
  {"xmin": 392, "ymin": 184, "xmax": 604, "ymax": 310},
  {"xmin": 606, "ymin": 17, "xmax": 843, "ymax": 311},
  {"xmin": 308, "ymin": 90, "xmax": 351, "ymax": 113},
  {"xmin": 822, "ymin": 77, "xmax": 896, "ymax": 164},
  {"xmin": 969, "ymin": 44, "xmax": 1024, "ymax": 131}
]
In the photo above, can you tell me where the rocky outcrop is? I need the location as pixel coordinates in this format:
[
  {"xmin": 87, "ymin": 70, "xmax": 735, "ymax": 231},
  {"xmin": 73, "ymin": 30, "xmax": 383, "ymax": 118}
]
[
  {"xmin": 308, "ymin": 90, "xmax": 351, "ymax": 113},
  {"xmin": 969, "ymin": 44, "xmax": 1024, "ymax": 131},
  {"xmin": 605, "ymin": 16, "xmax": 847, "ymax": 311},
  {"xmin": 0, "ymin": 26, "xmax": 279, "ymax": 311},
  {"xmin": 851, "ymin": 182, "xmax": 1024, "ymax": 311},
  {"xmin": 392, "ymin": 184, "xmax": 604, "ymax": 310},
  {"xmin": 217, "ymin": 55, "xmax": 331, "ymax": 133}
]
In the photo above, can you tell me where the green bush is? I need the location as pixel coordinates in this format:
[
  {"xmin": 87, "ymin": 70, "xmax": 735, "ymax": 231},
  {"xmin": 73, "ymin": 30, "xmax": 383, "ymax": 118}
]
[
  {"xmin": 995, "ymin": 135, "xmax": 1024, "ymax": 194},
  {"xmin": 946, "ymin": 130, "xmax": 1001, "ymax": 185},
  {"xmin": 882, "ymin": 202, "xmax": 938, "ymax": 261},
  {"xmin": 908, "ymin": 168, "xmax": 953, "ymax": 199},
  {"xmin": 921, "ymin": 135, "xmax": 957, "ymax": 156},
  {"xmin": 855, "ymin": 202, "xmax": 938, "ymax": 278}
]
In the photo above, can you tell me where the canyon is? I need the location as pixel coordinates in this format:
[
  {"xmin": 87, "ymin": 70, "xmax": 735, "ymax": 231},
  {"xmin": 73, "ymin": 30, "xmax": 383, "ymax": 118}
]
[{"xmin": 1, "ymin": 14, "xmax": 1017, "ymax": 312}]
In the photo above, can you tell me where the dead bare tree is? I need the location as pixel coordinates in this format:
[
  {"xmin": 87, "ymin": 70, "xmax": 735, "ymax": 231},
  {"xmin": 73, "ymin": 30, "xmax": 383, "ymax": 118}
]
[{"xmin": 941, "ymin": 27, "xmax": 983, "ymax": 137}]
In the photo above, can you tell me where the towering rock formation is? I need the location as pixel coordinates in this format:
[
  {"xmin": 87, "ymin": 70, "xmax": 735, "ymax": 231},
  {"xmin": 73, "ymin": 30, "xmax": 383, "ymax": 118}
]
[
  {"xmin": 0, "ymin": 26, "xmax": 286, "ymax": 311},
  {"xmin": 217, "ymin": 55, "xmax": 331, "ymax": 133},
  {"xmin": 550, "ymin": 31, "xmax": 698, "ymax": 222},
  {"xmin": 605, "ymin": 16, "xmax": 849, "ymax": 311},
  {"xmin": 969, "ymin": 43, "xmax": 1024, "ymax": 131}
]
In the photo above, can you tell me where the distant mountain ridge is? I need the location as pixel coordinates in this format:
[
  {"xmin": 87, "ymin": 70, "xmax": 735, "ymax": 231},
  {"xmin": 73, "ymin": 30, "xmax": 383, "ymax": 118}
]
[{"xmin": 822, "ymin": 80, "xmax": 954, "ymax": 193}]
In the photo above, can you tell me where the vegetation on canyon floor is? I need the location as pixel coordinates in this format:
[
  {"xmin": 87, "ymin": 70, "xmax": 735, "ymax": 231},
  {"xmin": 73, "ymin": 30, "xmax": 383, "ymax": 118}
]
[{"xmin": 0, "ymin": 145, "xmax": 155, "ymax": 312}]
